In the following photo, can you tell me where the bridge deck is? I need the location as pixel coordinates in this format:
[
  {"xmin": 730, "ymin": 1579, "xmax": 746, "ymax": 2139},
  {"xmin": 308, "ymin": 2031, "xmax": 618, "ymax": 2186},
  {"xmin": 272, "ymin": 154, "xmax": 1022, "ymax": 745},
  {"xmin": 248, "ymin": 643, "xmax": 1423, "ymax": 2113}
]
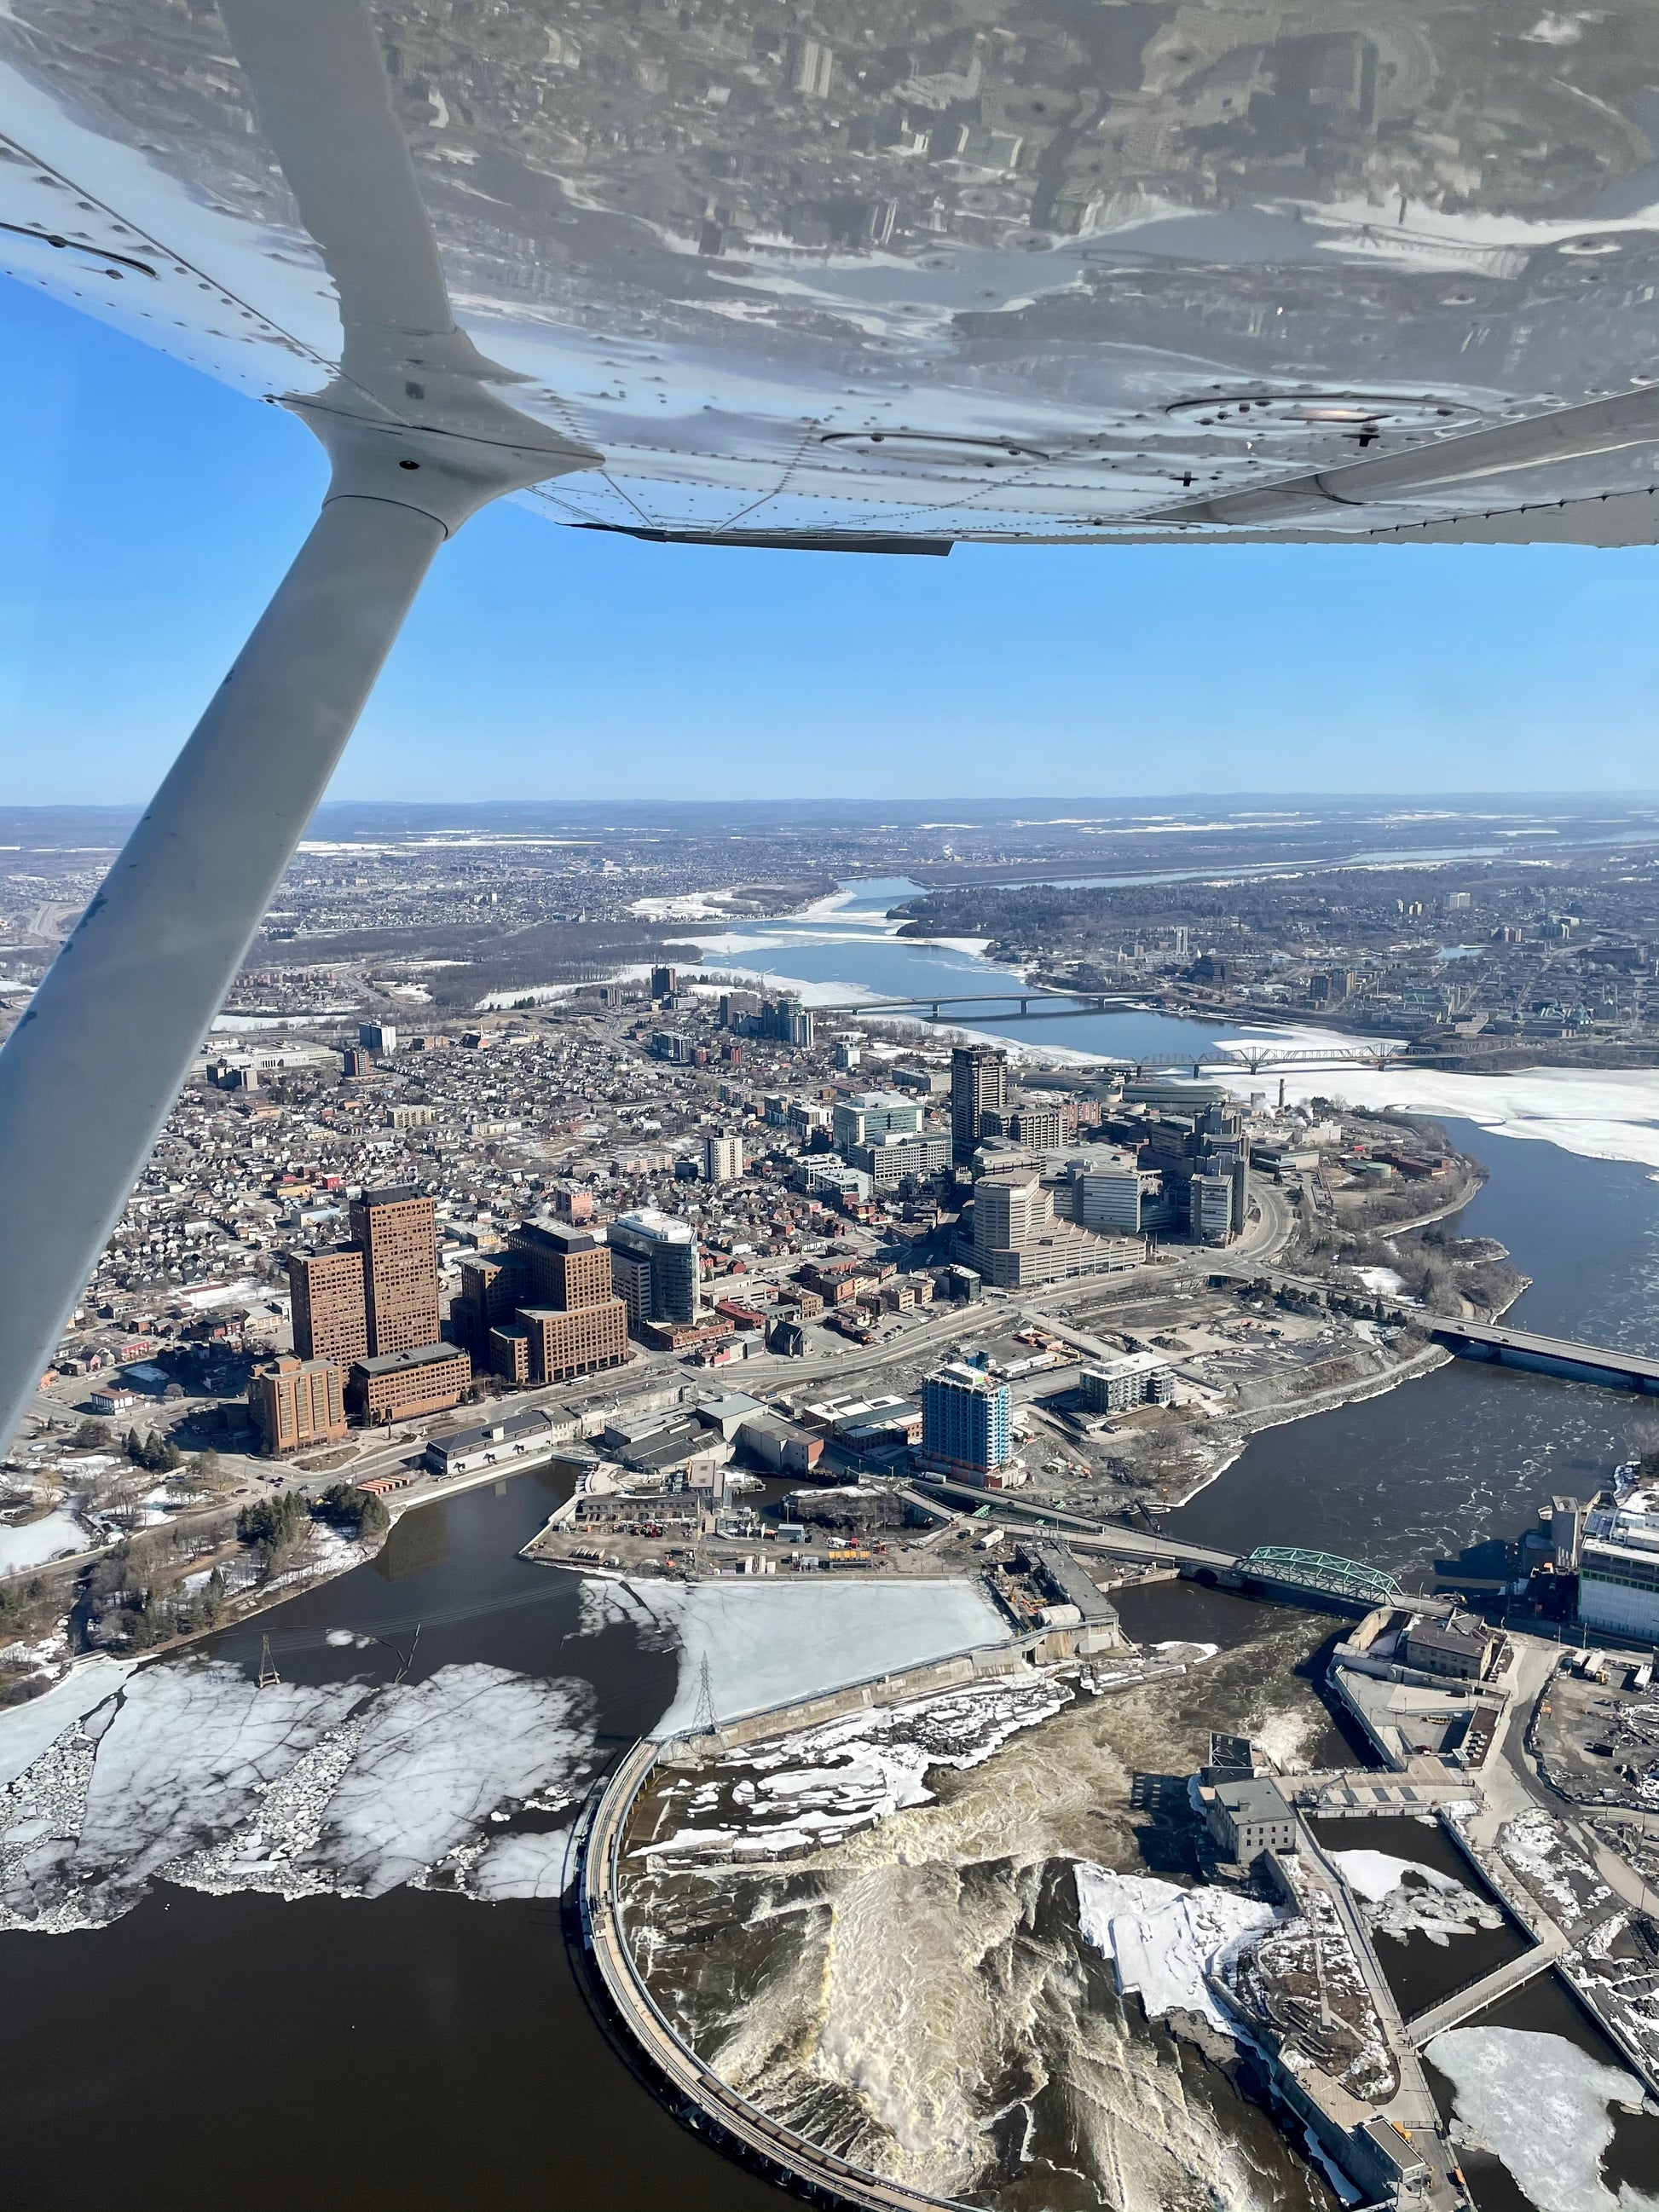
[
  {"xmin": 1404, "ymin": 1932, "xmax": 1566, "ymax": 2046},
  {"xmin": 1431, "ymin": 1319, "xmax": 1659, "ymax": 1385}
]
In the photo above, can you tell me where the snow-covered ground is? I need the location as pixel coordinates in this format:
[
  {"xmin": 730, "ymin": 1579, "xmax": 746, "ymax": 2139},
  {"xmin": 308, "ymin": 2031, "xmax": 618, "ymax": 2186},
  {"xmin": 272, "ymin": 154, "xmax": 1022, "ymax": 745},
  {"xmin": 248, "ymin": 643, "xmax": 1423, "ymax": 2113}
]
[
  {"xmin": 0, "ymin": 1659, "xmax": 598, "ymax": 1932},
  {"xmin": 628, "ymin": 887, "xmax": 746, "ymax": 921},
  {"xmin": 1496, "ymin": 1808, "xmax": 1610, "ymax": 1920},
  {"xmin": 0, "ymin": 1505, "xmax": 88, "ymax": 1573},
  {"xmin": 1074, "ymin": 1864, "xmax": 1280, "ymax": 2034},
  {"xmin": 1426, "ymin": 2024, "xmax": 1650, "ymax": 2212},
  {"xmin": 638, "ymin": 1674, "xmax": 1073, "ymax": 1863},
  {"xmin": 575, "ymin": 1575, "xmax": 1012, "ymax": 1733}
]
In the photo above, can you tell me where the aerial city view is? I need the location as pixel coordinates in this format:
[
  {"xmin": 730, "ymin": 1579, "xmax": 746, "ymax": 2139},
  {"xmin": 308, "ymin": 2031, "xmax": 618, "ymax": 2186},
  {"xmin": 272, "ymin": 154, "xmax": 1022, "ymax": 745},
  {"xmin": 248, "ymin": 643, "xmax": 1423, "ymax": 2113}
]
[{"xmin": 1, "ymin": 3, "xmax": 1657, "ymax": 2211}]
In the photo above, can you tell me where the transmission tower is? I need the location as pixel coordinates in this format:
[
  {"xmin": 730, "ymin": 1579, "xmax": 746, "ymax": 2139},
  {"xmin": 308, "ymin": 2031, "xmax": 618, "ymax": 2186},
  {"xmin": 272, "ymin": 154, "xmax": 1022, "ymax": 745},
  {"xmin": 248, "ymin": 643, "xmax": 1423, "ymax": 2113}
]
[
  {"xmin": 257, "ymin": 1633, "xmax": 280, "ymax": 1688},
  {"xmin": 691, "ymin": 1653, "xmax": 716, "ymax": 1736}
]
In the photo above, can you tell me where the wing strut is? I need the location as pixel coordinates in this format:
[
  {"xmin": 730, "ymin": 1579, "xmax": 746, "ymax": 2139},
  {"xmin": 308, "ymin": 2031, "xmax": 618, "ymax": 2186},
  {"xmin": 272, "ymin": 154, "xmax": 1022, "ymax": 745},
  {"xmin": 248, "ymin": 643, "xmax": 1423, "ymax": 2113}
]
[{"xmin": 0, "ymin": 0, "xmax": 595, "ymax": 1452}]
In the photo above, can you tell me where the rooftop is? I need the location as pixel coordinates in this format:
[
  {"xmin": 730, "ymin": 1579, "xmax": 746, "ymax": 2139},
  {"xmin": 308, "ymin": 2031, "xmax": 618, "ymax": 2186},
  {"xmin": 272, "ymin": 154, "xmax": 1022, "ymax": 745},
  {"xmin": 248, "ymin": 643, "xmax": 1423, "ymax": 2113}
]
[{"xmin": 352, "ymin": 1342, "xmax": 468, "ymax": 1377}]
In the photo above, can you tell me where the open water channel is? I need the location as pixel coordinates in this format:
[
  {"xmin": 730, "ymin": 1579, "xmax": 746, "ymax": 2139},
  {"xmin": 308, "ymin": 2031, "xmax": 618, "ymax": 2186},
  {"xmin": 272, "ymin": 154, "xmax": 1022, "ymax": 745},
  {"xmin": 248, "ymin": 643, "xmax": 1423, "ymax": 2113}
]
[{"xmin": 3, "ymin": 881, "xmax": 1658, "ymax": 2210}]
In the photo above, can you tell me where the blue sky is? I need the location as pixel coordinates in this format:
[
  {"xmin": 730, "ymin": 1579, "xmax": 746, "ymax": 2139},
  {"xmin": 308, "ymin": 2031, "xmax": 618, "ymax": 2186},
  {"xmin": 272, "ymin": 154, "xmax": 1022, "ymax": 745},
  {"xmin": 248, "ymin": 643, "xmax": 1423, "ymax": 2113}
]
[{"xmin": 2, "ymin": 274, "xmax": 1655, "ymax": 807}]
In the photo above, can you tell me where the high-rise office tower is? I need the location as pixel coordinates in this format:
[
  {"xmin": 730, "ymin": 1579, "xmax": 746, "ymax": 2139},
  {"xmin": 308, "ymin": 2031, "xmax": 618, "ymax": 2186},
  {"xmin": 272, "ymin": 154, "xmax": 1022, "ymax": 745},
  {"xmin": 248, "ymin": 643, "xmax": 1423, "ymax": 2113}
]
[
  {"xmin": 1190, "ymin": 1173, "xmax": 1234, "ymax": 1245},
  {"xmin": 506, "ymin": 1221, "xmax": 612, "ymax": 1309},
  {"xmin": 448, "ymin": 1252, "xmax": 525, "ymax": 1362},
  {"xmin": 287, "ymin": 1245, "xmax": 367, "ymax": 1366},
  {"xmin": 348, "ymin": 1186, "xmax": 440, "ymax": 1355},
  {"xmin": 358, "ymin": 1019, "xmax": 397, "ymax": 1054},
  {"xmin": 951, "ymin": 1045, "xmax": 1008, "ymax": 1163},
  {"xmin": 608, "ymin": 1209, "xmax": 700, "ymax": 1325}
]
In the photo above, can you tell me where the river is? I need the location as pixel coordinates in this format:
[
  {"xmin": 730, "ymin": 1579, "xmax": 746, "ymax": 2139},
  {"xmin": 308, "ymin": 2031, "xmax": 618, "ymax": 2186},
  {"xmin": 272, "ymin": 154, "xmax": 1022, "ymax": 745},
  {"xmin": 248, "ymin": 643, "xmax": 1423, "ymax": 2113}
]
[{"xmin": 3, "ymin": 880, "xmax": 1658, "ymax": 2212}]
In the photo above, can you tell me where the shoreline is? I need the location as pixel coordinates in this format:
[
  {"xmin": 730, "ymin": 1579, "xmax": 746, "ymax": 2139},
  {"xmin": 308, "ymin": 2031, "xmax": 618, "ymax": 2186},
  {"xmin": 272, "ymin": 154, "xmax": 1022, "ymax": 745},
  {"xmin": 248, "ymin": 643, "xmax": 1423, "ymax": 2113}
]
[{"xmin": 1163, "ymin": 1338, "xmax": 1457, "ymax": 1516}]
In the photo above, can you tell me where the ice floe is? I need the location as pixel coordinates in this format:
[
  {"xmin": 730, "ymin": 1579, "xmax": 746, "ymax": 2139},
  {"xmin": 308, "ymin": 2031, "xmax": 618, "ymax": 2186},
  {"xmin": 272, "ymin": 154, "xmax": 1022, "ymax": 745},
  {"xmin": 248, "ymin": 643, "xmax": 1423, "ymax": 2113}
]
[
  {"xmin": 575, "ymin": 1575, "xmax": 1011, "ymax": 1733},
  {"xmin": 1329, "ymin": 1847, "xmax": 1502, "ymax": 1944},
  {"xmin": 1426, "ymin": 2024, "xmax": 1652, "ymax": 2212},
  {"xmin": 0, "ymin": 1658, "xmax": 597, "ymax": 1930},
  {"xmin": 638, "ymin": 1675, "xmax": 1073, "ymax": 1863},
  {"xmin": 0, "ymin": 1505, "xmax": 89, "ymax": 1574},
  {"xmin": 1212, "ymin": 1043, "xmax": 1659, "ymax": 1174},
  {"xmin": 1074, "ymin": 1863, "xmax": 1280, "ymax": 2035},
  {"xmin": 0, "ymin": 1657, "xmax": 132, "ymax": 1788},
  {"xmin": 467, "ymin": 1827, "xmax": 576, "ymax": 1900}
]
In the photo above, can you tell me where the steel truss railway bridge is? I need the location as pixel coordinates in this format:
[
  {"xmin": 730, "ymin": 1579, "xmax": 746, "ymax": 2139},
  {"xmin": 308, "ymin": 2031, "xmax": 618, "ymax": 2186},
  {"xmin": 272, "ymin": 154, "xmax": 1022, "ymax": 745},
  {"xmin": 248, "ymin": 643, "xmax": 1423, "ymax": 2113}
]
[{"xmin": 811, "ymin": 988, "xmax": 1444, "ymax": 1071}]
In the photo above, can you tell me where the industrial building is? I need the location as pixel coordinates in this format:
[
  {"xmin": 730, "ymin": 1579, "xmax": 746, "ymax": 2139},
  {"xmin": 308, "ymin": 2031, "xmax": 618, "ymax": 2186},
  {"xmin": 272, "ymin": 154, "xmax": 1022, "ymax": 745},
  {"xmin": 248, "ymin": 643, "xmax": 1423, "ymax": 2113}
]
[
  {"xmin": 1205, "ymin": 1777, "xmax": 1298, "ymax": 1865},
  {"xmin": 1578, "ymin": 1491, "xmax": 1659, "ymax": 1641}
]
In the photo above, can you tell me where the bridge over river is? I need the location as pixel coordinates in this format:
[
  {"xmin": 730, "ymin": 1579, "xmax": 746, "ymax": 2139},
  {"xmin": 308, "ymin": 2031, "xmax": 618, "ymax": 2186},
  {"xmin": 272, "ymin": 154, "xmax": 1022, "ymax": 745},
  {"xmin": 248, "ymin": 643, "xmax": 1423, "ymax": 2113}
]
[
  {"xmin": 1206, "ymin": 1262, "xmax": 1659, "ymax": 1395},
  {"xmin": 810, "ymin": 987, "xmax": 1454, "ymax": 1070},
  {"xmin": 908, "ymin": 1479, "xmax": 1439, "ymax": 1614}
]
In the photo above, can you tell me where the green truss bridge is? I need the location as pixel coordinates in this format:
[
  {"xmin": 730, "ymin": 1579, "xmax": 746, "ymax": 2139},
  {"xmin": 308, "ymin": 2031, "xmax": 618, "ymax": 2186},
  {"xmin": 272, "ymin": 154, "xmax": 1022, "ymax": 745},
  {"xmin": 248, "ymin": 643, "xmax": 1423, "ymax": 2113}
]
[{"xmin": 1235, "ymin": 1546, "xmax": 1406, "ymax": 1608}]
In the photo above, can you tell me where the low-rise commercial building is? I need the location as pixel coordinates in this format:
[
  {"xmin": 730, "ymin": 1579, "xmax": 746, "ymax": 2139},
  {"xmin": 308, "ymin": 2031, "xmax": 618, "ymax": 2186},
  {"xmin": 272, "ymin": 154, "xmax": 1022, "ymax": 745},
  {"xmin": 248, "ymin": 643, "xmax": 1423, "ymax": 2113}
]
[
  {"xmin": 1078, "ymin": 1352, "xmax": 1176, "ymax": 1413},
  {"xmin": 847, "ymin": 1131, "xmax": 951, "ymax": 1188},
  {"xmin": 517, "ymin": 1297, "xmax": 631, "ymax": 1383},
  {"xmin": 347, "ymin": 1342, "xmax": 471, "ymax": 1424},
  {"xmin": 423, "ymin": 1406, "xmax": 577, "ymax": 1478}
]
